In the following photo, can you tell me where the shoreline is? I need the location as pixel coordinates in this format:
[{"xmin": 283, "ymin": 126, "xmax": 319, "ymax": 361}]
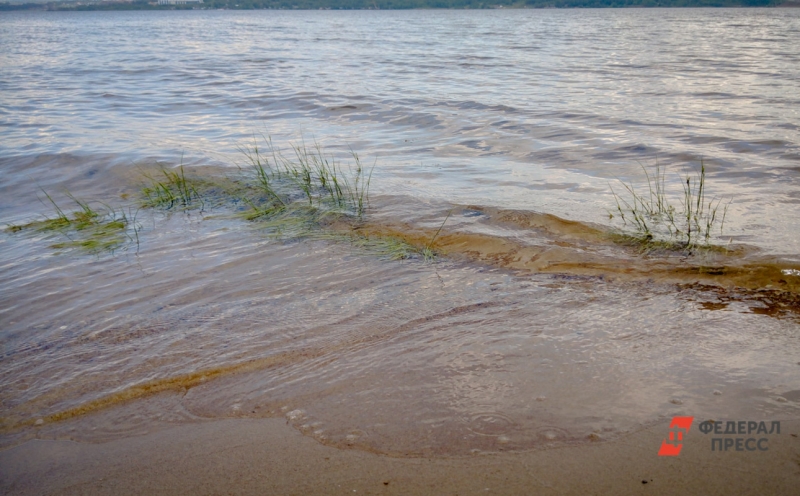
[
  {"xmin": 2, "ymin": 416, "xmax": 799, "ymax": 495},
  {"xmin": 2, "ymin": 4, "xmax": 797, "ymax": 12}
]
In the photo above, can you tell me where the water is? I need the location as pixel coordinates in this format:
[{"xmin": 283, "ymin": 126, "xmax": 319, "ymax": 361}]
[{"xmin": 1, "ymin": 9, "xmax": 799, "ymax": 455}]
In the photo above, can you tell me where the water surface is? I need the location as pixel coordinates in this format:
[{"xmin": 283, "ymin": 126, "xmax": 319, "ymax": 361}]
[{"xmin": 1, "ymin": 8, "xmax": 799, "ymax": 455}]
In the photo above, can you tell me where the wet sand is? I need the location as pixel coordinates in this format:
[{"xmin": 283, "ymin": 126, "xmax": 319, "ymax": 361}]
[{"xmin": 2, "ymin": 417, "xmax": 798, "ymax": 495}]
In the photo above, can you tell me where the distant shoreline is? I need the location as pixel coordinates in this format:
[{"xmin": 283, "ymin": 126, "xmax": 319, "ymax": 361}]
[{"xmin": 3, "ymin": 1, "xmax": 798, "ymax": 12}]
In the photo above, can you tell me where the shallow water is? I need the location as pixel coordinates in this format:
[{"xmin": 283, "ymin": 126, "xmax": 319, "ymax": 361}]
[{"xmin": 1, "ymin": 9, "xmax": 800, "ymax": 455}]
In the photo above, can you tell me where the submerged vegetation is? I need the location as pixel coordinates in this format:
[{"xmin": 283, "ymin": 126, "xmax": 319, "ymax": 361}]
[
  {"xmin": 2, "ymin": 147, "xmax": 735, "ymax": 267},
  {"xmin": 234, "ymin": 139, "xmax": 448, "ymax": 260},
  {"xmin": 609, "ymin": 161, "xmax": 730, "ymax": 253},
  {"xmin": 5, "ymin": 139, "xmax": 454, "ymax": 261},
  {"xmin": 141, "ymin": 164, "xmax": 204, "ymax": 210},
  {"xmin": 4, "ymin": 142, "xmax": 736, "ymax": 267},
  {"xmin": 6, "ymin": 191, "xmax": 139, "ymax": 254},
  {"xmin": 238, "ymin": 138, "xmax": 372, "ymax": 220},
  {"xmin": 6, "ymin": 142, "xmax": 800, "ymax": 305}
]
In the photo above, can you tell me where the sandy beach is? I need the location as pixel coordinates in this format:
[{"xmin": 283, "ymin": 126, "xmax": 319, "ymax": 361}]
[{"xmin": 2, "ymin": 413, "xmax": 798, "ymax": 495}]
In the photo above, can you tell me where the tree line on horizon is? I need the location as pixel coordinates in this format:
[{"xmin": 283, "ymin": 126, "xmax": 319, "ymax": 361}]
[{"xmin": 0, "ymin": 0, "xmax": 785, "ymax": 11}]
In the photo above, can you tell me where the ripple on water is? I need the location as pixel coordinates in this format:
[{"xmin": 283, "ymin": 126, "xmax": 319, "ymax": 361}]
[{"xmin": 2, "ymin": 8, "xmax": 800, "ymax": 454}]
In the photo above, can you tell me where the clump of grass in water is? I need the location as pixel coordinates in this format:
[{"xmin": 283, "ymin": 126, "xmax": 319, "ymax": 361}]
[
  {"xmin": 237, "ymin": 137, "xmax": 451, "ymax": 262},
  {"xmin": 236, "ymin": 137, "xmax": 374, "ymax": 238},
  {"xmin": 609, "ymin": 160, "xmax": 730, "ymax": 253},
  {"xmin": 239, "ymin": 137, "xmax": 373, "ymax": 219},
  {"xmin": 7, "ymin": 191, "xmax": 140, "ymax": 254},
  {"xmin": 133, "ymin": 141, "xmax": 391, "ymax": 254},
  {"xmin": 141, "ymin": 164, "xmax": 205, "ymax": 210}
]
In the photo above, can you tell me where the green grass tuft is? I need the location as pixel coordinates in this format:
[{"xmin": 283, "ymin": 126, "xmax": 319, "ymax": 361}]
[
  {"xmin": 7, "ymin": 191, "xmax": 141, "ymax": 254},
  {"xmin": 141, "ymin": 164, "xmax": 204, "ymax": 210},
  {"xmin": 238, "ymin": 136, "xmax": 373, "ymax": 220},
  {"xmin": 609, "ymin": 160, "xmax": 730, "ymax": 253}
]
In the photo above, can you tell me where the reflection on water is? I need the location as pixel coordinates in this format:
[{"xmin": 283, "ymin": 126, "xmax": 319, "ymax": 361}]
[
  {"xmin": 1, "ymin": 9, "xmax": 800, "ymax": 455},
  {"xmin": 1, "ymin": 9, "xmax": 799, "ymax": 252}
]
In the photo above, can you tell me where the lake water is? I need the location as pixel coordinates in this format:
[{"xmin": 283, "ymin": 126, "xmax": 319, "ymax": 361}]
[{"xmin": 1, "ymin": 8, "xmax": 799, "ymax": 455}]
